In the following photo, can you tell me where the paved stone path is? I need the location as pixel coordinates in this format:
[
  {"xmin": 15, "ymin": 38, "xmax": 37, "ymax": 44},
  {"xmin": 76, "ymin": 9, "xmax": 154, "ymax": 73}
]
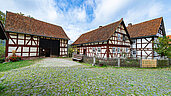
[{"xmin": 34, "ymin": 58, "xmax": 82, "ymax": 67}]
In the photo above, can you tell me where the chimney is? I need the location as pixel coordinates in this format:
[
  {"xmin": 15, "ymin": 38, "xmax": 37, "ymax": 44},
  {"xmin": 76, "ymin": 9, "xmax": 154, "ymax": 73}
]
[
  {"xmin": 128, "ymin": 23, "xmax": 132, "ymax": 27},
  {"xmin": 99, "ymin": 26, "xmax": 102, "ymax": 28}
]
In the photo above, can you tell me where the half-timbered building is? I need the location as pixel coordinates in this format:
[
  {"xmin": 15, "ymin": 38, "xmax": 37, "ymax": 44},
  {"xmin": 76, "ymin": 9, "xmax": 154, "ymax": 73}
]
[
  {"xmin": 127, "ymin": 17, "xmax": 166, "ymax": 59},
  {"xmin": 5, "ymin": 12, "xmax": 69, "ymax": 57},
  {"xmin": 72, "ymin": 18, "xmax": 132, "ymax": 59}
]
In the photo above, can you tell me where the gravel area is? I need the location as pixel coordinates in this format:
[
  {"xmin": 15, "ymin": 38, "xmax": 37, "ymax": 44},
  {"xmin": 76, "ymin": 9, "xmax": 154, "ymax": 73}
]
[{"xmin": 34, "ymin": 58, "xmax": 82, "ymax": 67}]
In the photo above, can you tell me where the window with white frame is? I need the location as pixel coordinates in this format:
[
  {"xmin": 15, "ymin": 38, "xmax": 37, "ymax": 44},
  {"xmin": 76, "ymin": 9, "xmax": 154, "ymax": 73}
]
[
  {"xmin": 132, "ymin": 50, "xmax": 136, "ymax": 56},
  {"xmin": 117, "ymin": 48, "xmax": 120, "ymax": 53},
  {"xmin": 93, "ymin": 48, "xmax": 96, "ymax": 52},
  {"xmin": 97, "ymin": 47, "xmax": 101, "ymax": 53},
  {"xmin": 126, "ymin": 48, "xmax": 128, "ymax": 53},
  {"xmin": 118, "ymin": 34, "xmax": 121, "ymax": 40},
  {"xmin": 112, "ymin": 47, "xmax": 116, "ymax": 53}
]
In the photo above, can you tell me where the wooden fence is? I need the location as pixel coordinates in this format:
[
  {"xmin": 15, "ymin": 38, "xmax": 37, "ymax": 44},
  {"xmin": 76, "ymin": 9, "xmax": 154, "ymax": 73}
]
[{"xmin": 82, "ymin": 55, "xmax": 170, "ymax": 68}]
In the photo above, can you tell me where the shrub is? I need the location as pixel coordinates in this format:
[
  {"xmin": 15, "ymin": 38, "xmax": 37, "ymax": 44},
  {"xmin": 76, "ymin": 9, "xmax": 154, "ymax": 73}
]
[
  {"xmin": 6, "ymin": 55, "xmax": 22, "ymax": 62},
  {"xmin": 0, "ymin": 57, "xmax": 5, "ymax": 63}
]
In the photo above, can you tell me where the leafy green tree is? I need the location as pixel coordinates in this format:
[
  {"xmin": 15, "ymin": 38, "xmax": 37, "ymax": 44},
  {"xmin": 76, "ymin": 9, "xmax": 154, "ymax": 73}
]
[
  {"xmin": 0, "ymin": 43, "xmax": 5, "ymax": 58},
  {"xmin": 153, "ymin": 36, "xmax": 171, "ymax": 58},
  {"xmin": 0, "ymin": 11, "xmax": 5, "ymax": 25},
  {"xmin": 68, "ymin": 45, "xmax": 74, "ymax": 57}
]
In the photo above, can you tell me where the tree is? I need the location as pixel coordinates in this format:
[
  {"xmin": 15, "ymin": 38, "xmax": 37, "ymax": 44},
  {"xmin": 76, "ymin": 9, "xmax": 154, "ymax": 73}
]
[
  {"xmin": 153, "ymin": 36, "xmax": 171, "ymax": 58},
  {"xmin": 17, "ymin": 12, "xmax": 34, "ymax": 18},
  {"xmin": 68, "ymin": 45, "xmax": 74, "ymax": 57},
  {"xmin": 0, "ymin": 43, "xmax": 5, "ymax": 58},
  {"xmin": 0, "ymin": 11, "xmax": 5, "ymax": 25}
]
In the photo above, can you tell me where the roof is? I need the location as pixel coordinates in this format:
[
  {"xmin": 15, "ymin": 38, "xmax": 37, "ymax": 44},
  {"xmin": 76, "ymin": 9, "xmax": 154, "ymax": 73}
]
[
  {"xmin": 127, "ymin": 17, "xmax": 163, "ymax": 38},
  {"xmin": 5, "ymin": 11, "xmax": 70, "ymax": 40},
  {"xmin": 0, "ymin": 21, "xmax": 7, "ymax": 40},
  {"xmin": 167, "ymin": 35, "xmax": 171, "ymax": 44},
  {"xmin": 72, "ymin": 18, "xmax": 123, "ymax": 45}
]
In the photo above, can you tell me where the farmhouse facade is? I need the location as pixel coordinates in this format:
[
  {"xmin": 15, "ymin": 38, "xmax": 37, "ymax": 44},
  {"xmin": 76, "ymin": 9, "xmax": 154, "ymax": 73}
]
[
  {"xmin": 5, "ymin": 12, "xmax": 69, "ymax": 57},
  {"xmin": 72, "ymin": 18, "xmax": 132, "ymax": 59},
  {"xmin": 127, "ymin": 17, "xmax": 166, "ymax": 59}
]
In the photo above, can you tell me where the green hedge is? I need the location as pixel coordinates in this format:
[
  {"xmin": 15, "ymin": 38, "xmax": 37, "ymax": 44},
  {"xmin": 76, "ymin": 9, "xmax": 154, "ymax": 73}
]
[
  {"xmin": 120, "ymin": 59, "xmax": 140, "ymax": 67},
  {"xmin": 0, "ymin": 57, "xmax": 5, "ymax": 63},
  {"xmin": 98, "ymin": 58, "xmax": 118, "ymax": 66},
  {"xmin": 157, "ymin": 60, "xmax": 169, "ymax": 67}
]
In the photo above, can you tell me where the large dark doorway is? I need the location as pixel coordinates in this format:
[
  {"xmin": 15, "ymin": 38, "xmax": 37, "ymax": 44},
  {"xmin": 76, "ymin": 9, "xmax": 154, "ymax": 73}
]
[{"xmin": 39, "ymin": 38, "xmax": 60, "ymax": 57}]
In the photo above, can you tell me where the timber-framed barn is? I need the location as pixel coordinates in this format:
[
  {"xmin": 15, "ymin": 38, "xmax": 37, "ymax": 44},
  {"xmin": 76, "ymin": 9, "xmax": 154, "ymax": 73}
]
[
  {"xmin": 72, "ymin": 18, "xmax": 132, "ymax": 59},
  {"xmin": 5, "ymin": 12, "xmax": 70, "ymax": 57},
  {"xmin": 127, "ymin": 17, "xmax": 166, "ymax": 59}
]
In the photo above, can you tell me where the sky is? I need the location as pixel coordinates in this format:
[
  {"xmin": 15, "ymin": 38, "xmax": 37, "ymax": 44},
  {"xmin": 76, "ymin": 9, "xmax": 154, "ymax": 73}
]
[{"xmin": 0, "ymin": 0, "xmax": 171, "ymax": 43}]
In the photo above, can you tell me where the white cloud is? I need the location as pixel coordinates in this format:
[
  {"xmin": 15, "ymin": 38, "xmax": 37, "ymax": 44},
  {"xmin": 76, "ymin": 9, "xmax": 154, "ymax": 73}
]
[
  {"xmin": 92, "ymin": 0, "xmax": 132, "ymax": 26},
  {"xmin": 124, "ymin": 1, "xmax": 164, "ymax": 25},
  {"xmin": 0, "ymin": 0, "xmax": 171, "ymax": 41}
]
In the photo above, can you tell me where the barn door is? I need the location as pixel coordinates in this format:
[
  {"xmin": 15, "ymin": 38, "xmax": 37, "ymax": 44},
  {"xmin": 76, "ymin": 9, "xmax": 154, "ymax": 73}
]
[{"xmin": 83, "ymin": 49, "xmax": 86, "ymax": 55}]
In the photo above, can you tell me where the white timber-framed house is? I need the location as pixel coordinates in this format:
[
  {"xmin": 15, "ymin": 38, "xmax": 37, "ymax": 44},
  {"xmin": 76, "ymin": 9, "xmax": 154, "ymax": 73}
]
[
  {"xmin": 72, "ymin": 18, "xmax": 132, "ymax": 59},
  {"xmin": 127, "ymin": 17, "xmax": 166, "ymax": 59}
]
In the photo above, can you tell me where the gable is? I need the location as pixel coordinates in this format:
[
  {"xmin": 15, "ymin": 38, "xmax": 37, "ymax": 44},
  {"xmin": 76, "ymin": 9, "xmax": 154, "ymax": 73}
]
[
  {"xmin": 156, "ymin": 20, "xmax": 166, "ymax": 37},
  {"xmin": 108, "ymin": 21, "xmax": 131, "ymax": 45}
]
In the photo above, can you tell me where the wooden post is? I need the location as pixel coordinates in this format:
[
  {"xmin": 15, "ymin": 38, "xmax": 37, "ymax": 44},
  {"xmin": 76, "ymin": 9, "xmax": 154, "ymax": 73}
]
[
  {"xmin": 140, "ymin": 59, "xmax": 142, "ymax": 68},
  {"xmin": 118, "ymin": 57, "xmax": 120, "ymax": 67},
  {"xmin": 92, "ymin": 56, "xmax": 95, "ymax": 66}
]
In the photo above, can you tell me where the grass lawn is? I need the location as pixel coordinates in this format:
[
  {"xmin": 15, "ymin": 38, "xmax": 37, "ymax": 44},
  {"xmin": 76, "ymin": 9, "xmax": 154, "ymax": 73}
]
[
  {"xmin": 0, "ymin": 59, "xmax": 41, "ymax": 72},
  {"xmin": 0, "ymin": 59, "xmax": 170, "ymax": 95}
]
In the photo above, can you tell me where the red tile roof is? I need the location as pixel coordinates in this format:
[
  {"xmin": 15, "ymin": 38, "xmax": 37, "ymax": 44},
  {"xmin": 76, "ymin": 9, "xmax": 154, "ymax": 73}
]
[
  {"xmin": 5, "ymin": 11, "xmax": 70, "ymax": 40},
  {"xmin": 167, "ymin": 35, "xmax": 171, "ymax": 44},
  {"xmin": 127, "ymin": 17, "xmax": 163, "ymax": 38},
  {"xmin": 72, "ymin": 18, "xmax": 123, "ymax": 45}
]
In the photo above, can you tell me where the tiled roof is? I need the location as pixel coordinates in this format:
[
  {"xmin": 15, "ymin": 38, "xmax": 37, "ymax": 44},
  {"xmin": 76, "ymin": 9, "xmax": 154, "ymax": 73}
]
[
  {"xmin": 5, "ymin": 11, "xmax": 70, "ymax": 40},
  {"xmin": 0, "ymin": 21, "xmax": 7, "ymax": 40},
  {"xmin": 167, "ymin": 35, "xmax": 171, "ymax": 44},
  {"xmin": 127, "ymin": 17, "xmax": 163, "ymax": 38},
  {"xmin": 72, "ymin": 18, "xmax": 123, "ymax": 45}
]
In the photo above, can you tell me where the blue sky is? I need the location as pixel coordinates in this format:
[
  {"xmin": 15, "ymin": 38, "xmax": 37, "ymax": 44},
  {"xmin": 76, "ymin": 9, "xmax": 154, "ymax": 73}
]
[{"xmin": 0, "ymin": 0, "xmax": 171, "ymax": 42}]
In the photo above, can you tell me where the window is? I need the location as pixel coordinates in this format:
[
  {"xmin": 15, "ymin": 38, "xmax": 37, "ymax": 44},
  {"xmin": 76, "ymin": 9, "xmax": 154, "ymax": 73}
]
[
  {"xmin": 117, "ymin": 48, "xmax": 120, "ymax": 53},
  {"xmin": 132, "ymin": 50, "xmax": 136, "ymax": 55},
  {"xmin": 112, "ymin": 47, "xmax": 116, "ymax": 53},
  {"xmin": 97, "ymin": 47, "xmax": 101, "ymax": 53},
  {"xmin": 93, "ymin": 48, "xmax": 96, "ymax": 52},
  {"xmin": 118, "ymin": 34, "xmax": 121, "ymax": 40},
  {"xmin": 123, "ymin": 34, "xmax": 125, "ymax": 41},
  {"xmin": 132, "ymin": 40, "xmax": 136, "ymax": 44},
  {"xmin": 126, "ymin": 48, "xmax": 128, "ymax": 53}
]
